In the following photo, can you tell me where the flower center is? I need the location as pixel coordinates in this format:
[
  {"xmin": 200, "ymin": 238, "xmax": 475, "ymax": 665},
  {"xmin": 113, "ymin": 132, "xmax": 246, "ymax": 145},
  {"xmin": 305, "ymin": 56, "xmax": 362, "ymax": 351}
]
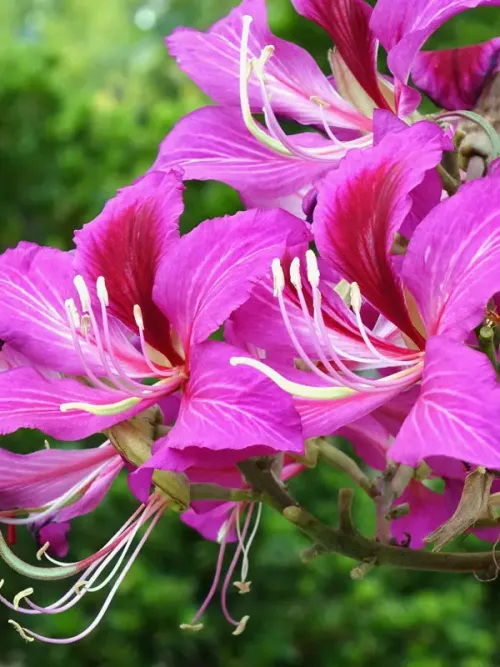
[
  {"xmin": 238, "ymin": 16, "xmax": 372, "ymax": 162},
  {"xmin": 231, "ymin": 251, "xmax": 423, "ymax": 400},
  {"xmin": 61, "ymin": 275, "xmax": 184, "ymax": 416}
]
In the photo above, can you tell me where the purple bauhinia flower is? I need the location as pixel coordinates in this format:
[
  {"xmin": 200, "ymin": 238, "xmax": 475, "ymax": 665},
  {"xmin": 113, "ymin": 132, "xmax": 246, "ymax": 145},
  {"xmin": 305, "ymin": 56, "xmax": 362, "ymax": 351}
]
[
  {"xmin": 151, "ymin": 0, "xmax": 499, "ymax": 214},
  {"xmin": 0, "ymin": 170, "xmax": 307, "ymax": 503},
  {"xmin": 230, "ymin": 118, "xmax": 500, "ymax": 470}
]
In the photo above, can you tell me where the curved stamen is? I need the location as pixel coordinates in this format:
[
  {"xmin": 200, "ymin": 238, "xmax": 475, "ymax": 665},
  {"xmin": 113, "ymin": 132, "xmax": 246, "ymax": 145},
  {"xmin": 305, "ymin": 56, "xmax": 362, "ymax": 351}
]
[
  {"xmin": 239, "ymin": 502, "xmax": 262, "ymax": 584},
  {"xmin": 230, "ymin": 356, "xmax": 356, "ymax": 400},
  {"xmin": 11, "ymin": 508, "xmax": 163, "ymax": 644},
  {"xmin": 254, "ymin": 48, "xmax": 371, "ymax": 160},
  {"xmin": 290, "ymin": 258, "xmax": 385, "ymax": 391},
  {"xmin": 220, "ymin": 504, "xmax": 254, "ymax": 631},
  {"xmin": 60, "ymin": 375, "xmax": 182, "ymax": 416},
  {"xmin": 271, "ymin": 260, "xmax": 339, "ymax": 385},
  {"xmin": 133, "ymin": 305, "xmax": 178, "ymax": 379},
  {"xmin": 181, "ymin": 509, "xmax": 237, "ymax": 630},
  {"xmin": 239, "ymin": 16, "xmax": 292, "ymax": 156},
  {"xmin": 350, "ymin": 283, "xmax": 421, "ymax": 367},
  {"xmin": 95, "ymin": 278, "xmax": 170, "ymax": 397},
  {"xmin": 65, "ymin": 299, "xmax": 124, "ymax": 395},
  {"xmin": 311, "ymin": 97, "xmax": 344, "ymax": 145}
]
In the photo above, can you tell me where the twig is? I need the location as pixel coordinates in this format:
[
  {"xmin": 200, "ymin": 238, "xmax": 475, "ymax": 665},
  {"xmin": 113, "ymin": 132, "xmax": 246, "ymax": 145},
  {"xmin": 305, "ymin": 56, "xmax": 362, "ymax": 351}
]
[
  {"xmin": 338, "ymin": 489, "xmax": 356, "ymax": 535},
  {"xmin": 238, "ymin": 459, "xmax": 499, "ymax": 574}
]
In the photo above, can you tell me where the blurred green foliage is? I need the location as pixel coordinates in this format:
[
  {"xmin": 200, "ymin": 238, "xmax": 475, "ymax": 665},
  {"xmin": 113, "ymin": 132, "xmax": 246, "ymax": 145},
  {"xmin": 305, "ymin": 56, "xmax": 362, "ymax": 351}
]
[{"xmin": 1, "ymin": 1, "xmax": 500, "ymax": 665}]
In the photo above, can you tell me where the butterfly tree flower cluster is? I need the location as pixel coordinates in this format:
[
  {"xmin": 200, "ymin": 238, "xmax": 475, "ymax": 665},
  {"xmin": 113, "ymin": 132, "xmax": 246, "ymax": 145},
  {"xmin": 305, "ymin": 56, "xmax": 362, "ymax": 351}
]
[{"xmin": 1, "ymin": 0, "xmax": 500, "ymax": 645}]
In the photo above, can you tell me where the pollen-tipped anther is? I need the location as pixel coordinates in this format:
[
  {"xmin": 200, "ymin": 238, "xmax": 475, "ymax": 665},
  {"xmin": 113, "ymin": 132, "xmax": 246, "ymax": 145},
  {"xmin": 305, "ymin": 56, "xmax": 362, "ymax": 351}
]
[
  {"xmin": 271, "ymin": 258, "xmax": 285, "ymax": 296},
  {"xmin": 232, "ymin": 615, "xmax": 250, "ymax": 636},
  {"xmin": 36, "ymin": 542, "xmax": 50, "ymax": 561},
  {"xmin": 13, "ymin": 588, "xmax": 34, "ymax": 611},
  {"xmin": 350, "ymin": 282, "xmax": 362, "ymax": 312},
  {"xmin": 180, "ymin": 623, "xmax": 204, "ymax": 632},
  {"xmin": 80, "ymin": 314, "xmax": 91, "ymax": 337},
  {"xmin": 233, "ymin": 581, "xmax": 251, "ymax": 595},
  {"xmin": 8, "ymin": 620, "xmax": 34, "ymax": 643},
  {"xmin": 73, "ymin": 581, "xmax": 88, "ymax": 595},
  {"xmin": 65, "ymin": 298, "xmax": 80, "ymax": 329},
  {"xmin": 133, "ymin": 304, "xmax": 144, "ymax": 331},
  {"xmin": 289, "ymin": 257, "xmax": 301, "ymax": 289},
  {"xmin": 73, "ymin": 275, "xmax": 91, "ymax": 313},
  {"xmin": 310, "ymin": 95, "xmax": 329, "ymax": 108},
  {"xmin": 96, "ymin": 276, "xmax": 109, "ymax": 307},
  {"xmin": 305, "ymin": 250, "xmax": 320, "ymax": 288}
]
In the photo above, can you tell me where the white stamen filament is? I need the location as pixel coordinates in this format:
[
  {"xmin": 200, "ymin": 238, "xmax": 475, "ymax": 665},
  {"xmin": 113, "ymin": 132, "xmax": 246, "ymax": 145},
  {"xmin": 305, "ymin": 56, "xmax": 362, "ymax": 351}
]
[
  {"xmin": 239, "ymin": 16, "xmax": 292, "ymax": 157},
  {"xmin": 232, "ymin": 253, "xmax": 424, "ymax": 399},
  {"xmin": 349, "ymin": 283, "xmax": 419, "ymax": 367},
  {"xmin": 239, "ymin": 502, "xmax": 262, "ymax": 583},
  {"xmin": 13, "ymin": 507, "xmax": 164, "ymax": 644}
]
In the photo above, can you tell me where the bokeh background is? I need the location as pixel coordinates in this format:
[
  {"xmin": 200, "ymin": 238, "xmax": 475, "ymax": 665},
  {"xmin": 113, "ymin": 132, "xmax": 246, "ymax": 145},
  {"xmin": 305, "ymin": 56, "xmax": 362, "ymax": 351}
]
[{"xmin": 1, "ymin": 1, "xmax": 500, "ymax": 665}]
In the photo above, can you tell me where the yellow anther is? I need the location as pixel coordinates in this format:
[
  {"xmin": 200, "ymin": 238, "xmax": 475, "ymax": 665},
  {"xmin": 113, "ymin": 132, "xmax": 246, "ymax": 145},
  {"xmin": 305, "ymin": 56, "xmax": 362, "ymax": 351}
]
[
  {"xmin": 36, "ymin": 542, "xmax": 50, "ymax": 561},
  {"xmin": 73, "ymin": 581, "xmax": 88, "ymax": 595},
  {"xmin": 233, "ymin": 581, "xmax": 252, "ymax": 595},
  {"xmin": 8, "ymin": 620, "xmax": 35, "ymax": 643},
  {"xmin": 13, "ymin": 588, "xmax": 34, "ymax": 611},
  {"xmin": 232, "ymin": 615, "xmax": 250, "ymax": 636},
  {"xmin": 310, "ymin": 95, "xmax": 329, "ymax": 108},
  {"xmin": 180, "ymin": 623, "xmax": 204, "ymax": 632}
]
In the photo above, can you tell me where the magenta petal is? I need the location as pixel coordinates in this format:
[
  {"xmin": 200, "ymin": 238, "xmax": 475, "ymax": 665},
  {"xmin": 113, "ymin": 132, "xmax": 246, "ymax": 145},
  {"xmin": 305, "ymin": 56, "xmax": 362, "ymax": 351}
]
[
  {"xmin": 0, "ymin": 443, "xmax": 117, "ymax": 510},
  {"xmin": 74, "ymin": 171, "xmax": 184, "ymax": 359},
  {"xmin": 181, "ymin": 503, "xmax": 236, "ymax": 542},
  {"xmin": 389, "ymin": 336, "xmax": 500, "ymax": 468},
  {"xmin": 129, "ymin": 442, "xmax": 271, "ymax": 504},
  {"xmin": 296, "ymin": 385, "xmax": 402, "ymax": 440},
  {"xmin": 56, "ymin": 456, "xmax": 123, "ymax": 522},
  {"xmin": 341, "ymin": 414, "xmax": 391, "ymax": 470},
  {"xmin": 292, "ymin": 0, "xmax": 390, "ymax": 110},
  {"xmin": 171, "ymin": 340, "xmax": 303, "ymax": 451},
  {"xmin": 34, "ymin": 521, "xmax": 71, "ymax": 558},
  {"xmin": 402, "ymin": 178, "xmax": 500, "ymax": 341},
  {"xmin": 0, "ymin": 367, "xmax": 155, "ymax": 440},
  {"xmin": 154, "ymin": 208, "xmax": 310, "ymax": 349},
  {"xmin": 152, "ymin": 107, "xmax": 334, "ymax": 201},
  {"xmin": 0, "ymin": 242, "xmax": 104, "ymax": 375},
  {"xmin": 167, "ymin": 0, "xmax": 363, "ymax": 129},
  {"xmin": 314, "ymin": 121, "xmax": 447, "ymax": 344},
  {"xmin": 412, "ymin": 39, "xmax": 500, "ymax": 110},
  {"xmin": 371, "ymin": 0, "xmax": 500, "ymax": 85},
  {"xmin": 391, "ymin": 481, "xmax": 452, "ymax": 549}
]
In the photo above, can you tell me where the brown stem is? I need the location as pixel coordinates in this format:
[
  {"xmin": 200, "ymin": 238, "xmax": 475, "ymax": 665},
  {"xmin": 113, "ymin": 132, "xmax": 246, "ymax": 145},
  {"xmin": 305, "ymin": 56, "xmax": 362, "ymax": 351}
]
[
  {"xmin": 238, "ymin": 459, "xmax": 497, "ymax": 575},
  {"xmin": 190, "ymin": 484, "xmax": 262, "ymax": 503},
  {"xmin": 338, "ymin": 489, "xmax": 356, "ymax": 535}
]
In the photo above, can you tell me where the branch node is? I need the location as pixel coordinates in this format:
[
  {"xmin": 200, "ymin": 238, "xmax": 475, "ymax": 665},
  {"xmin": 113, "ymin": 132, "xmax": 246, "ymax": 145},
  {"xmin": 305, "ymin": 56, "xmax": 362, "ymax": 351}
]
[
  {"xmin": 350, "ymin": 558, "xmax": 377, "ymax": 580},
  {"xmin": 338, "ymin": 489, "xmax": 356, "ymax": 535},
  {"xmin": 282, "ymin": 506, "xmax": 303, "ymax": 524}
]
